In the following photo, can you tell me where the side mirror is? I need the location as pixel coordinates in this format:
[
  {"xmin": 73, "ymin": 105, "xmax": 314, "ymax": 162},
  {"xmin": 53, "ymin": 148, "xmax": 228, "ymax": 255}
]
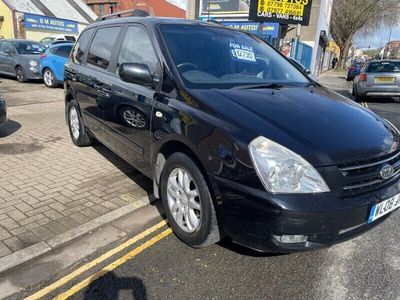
[{"xmin": 118, "ymin": 63, "xmax": 154, "ymax": 87}]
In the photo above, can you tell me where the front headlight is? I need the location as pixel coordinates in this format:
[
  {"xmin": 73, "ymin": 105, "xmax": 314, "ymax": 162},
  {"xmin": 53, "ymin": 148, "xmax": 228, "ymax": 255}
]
[
  {"xmin": 249, "ymin": 136, "xmax": 330, "ymax": 194},
  {"xmin": 29, "ymin": 60, "xmax": 38, "ymax": 67}
]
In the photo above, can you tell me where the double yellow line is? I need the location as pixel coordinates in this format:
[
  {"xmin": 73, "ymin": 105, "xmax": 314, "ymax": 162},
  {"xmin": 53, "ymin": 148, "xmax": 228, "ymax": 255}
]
[{"xmin": 26, "ymin": 221, "xmax": 171, "ymax": 300}]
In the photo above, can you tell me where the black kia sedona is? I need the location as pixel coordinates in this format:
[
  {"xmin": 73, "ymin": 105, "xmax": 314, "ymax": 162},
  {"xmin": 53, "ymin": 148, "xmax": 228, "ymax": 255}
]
[{"xmin": 64, "ymin": 14, "xmax": 400, "ymax": 253}]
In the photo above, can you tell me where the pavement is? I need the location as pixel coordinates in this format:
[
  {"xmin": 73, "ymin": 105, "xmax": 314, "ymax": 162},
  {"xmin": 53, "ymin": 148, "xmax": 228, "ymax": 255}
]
[
  {"xmin": 0, "ymin": 77, "xmax": 152, "ymax": 273},
  {"xmin": 1, "ymin": 71, "xmax": 400, "ymax": 300}
]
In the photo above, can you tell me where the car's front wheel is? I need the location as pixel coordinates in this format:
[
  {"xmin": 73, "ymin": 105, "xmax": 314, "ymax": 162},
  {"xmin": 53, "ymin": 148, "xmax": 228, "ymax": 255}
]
[
  {"xmin": 67, "ymin": 100, "xmax": 92, "ymax": 147},
  {"xmin": 161, "ymin": 153, "xmax": 220, "ymax": 248},
  {"xmin": 43, "ymin": 68, "xmax": 57, "ymax": 88},
  {"xmin": 15, "ymin": 66, "xmax": 27, "ymax": 83}
]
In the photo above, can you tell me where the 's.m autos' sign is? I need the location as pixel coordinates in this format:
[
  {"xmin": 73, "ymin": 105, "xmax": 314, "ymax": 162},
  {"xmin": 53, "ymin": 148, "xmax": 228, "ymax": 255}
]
[
  {"xmin": 24, "ymin": 13, "xmax": 78, "ymax": 33},
  {"xmin": 249, "ymin": 0, "xmax": 313, "ymax": 26}
]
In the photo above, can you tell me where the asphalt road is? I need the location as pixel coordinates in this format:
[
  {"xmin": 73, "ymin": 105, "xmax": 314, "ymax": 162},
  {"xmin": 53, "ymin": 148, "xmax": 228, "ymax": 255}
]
[{"xmin": 67, "ymin": 211, "xmax": 400, "ymax": 300}]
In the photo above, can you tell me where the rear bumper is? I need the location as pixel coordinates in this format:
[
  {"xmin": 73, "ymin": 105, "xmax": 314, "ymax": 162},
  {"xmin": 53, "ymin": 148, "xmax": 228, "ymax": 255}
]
[
  {"xmin": 211, "ymin": 174, "xmax": 400, "ymax": 253},
  {"xmin": 357, "ymin": 84, "xmax": 400, "ymax": 97}
]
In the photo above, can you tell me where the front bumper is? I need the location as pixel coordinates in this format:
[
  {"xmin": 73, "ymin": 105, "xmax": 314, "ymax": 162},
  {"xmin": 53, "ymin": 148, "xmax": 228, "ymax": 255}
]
[
  {"xmin": 25, "ymin": 67, "xmax": 42, "ymax": 80},
  {"xmin": 211, "ymin": 175, "xmax": 400, "ymax": 253}
]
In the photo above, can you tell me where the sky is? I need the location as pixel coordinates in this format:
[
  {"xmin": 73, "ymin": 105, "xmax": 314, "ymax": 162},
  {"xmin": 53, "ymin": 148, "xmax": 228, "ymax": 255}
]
[{"xmin": 354, "ymin": 26, "xmax": 400, "ymax": 49}]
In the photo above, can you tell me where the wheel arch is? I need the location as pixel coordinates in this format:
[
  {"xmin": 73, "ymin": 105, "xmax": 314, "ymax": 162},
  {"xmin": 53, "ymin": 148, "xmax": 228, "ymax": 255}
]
[{"xmin": 153, "ymin": 139, "xmax": 209, "ymax": 199}]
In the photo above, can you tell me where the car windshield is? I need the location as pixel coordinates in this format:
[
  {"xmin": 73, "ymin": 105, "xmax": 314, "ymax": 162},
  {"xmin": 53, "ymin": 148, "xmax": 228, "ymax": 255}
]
[
  {"xmin": 160, "ymin": 24, "xmax": 309, "ymax": 89},
  {"xmin": 13, "ymin": 41, "xmax": 46, "ymax": 54},
  {"xmin": 366, "ymin": 61, "xmax": 400, "ymax": 73}
]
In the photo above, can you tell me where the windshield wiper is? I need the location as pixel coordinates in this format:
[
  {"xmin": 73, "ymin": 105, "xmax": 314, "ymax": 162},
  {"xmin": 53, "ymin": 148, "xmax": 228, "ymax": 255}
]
[
  {"xmin": 305, "ymin": 81, "xmax": 317, "ymax": 87},
  {"xmin": 233, "ymin": 83, "xmax": 284, "ymax": 90}
]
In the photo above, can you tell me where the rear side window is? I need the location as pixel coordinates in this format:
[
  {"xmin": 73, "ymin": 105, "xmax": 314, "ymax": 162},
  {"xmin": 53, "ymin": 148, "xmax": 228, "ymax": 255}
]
[
  {"xmin": 72, "ymin": 28, "xmax": 94, "ymax": 64},
  {"xmin": 87, "ymin": 26, "xmax": 121, "ymax": 70},
  {"xmin": 0, "ymin": 42, "xmax": 13, "ymax": 52},
  {"xmin": 55, "ymin": 45, "xmax": 73, "ymax": 58},
  {"xmin": 117, "ymin": 26, "xmax": 159, "ymax": 74},
  {"xmin": 366, "ymin": 61, "xmax": 400, "ymax": 73}
]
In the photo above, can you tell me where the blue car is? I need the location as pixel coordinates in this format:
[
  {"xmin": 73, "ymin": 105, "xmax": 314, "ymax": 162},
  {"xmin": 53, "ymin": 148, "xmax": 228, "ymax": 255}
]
[{"xmin": 39, "ymin": 42, "xmax": 73, "ymax": 88}]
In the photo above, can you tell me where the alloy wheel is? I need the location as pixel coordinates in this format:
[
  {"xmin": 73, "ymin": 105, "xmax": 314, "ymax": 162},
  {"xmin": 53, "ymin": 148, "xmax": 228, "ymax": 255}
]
[
  {"xmin": 44, "ymin": 70, "xmax": 54, "ymax": 86},
  {"xmin": 167, "ymin": 168, "xmax": 201, "ymax": 233},
  {"xmin": 69, "ymin": 106, "xmax": 80, "ymax": 140},
  {"xmin": 16, "ymin": 68, "xmax": 24, "ymax": 82}
]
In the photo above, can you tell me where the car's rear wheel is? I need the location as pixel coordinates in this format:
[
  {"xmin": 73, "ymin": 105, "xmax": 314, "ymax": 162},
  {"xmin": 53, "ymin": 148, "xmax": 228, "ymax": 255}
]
[
  {"xmin": 161, "ymin": 153, "xmax": 220, "ymax": 248},
  {"xmin": 43, "ymin": 68, "xmax": 57, "ymax": 88},
  {"xmin": 15, "ymin": 66, "xmax": 27, "ymax": 83},
  {"xmin": 67, "ymin": 99, "xmax": 92, "ymax": 147}
]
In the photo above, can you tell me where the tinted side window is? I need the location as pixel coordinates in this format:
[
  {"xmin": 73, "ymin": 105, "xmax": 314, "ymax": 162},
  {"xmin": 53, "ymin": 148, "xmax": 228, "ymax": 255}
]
[
  {"xmin": 49, "ymin": 47, "xmax": 57, "ymax": 55},
  {"xmin": 72, "ymin": 28, "xmax": 94, "ymax": 64},
  {"xmin": 0, "ymin": 42, "xmax": 13, "ymax": 52},
  {"xmin": 56, "ymin": 45, "xmax": 73, "ymax": 58},
  {"xmin": 87, "ymin": 27, "xmax": 121, "ymax": 70},
  {"xmin": 117, "ymin": 26, "xmax": 159, "ymax": 74}
]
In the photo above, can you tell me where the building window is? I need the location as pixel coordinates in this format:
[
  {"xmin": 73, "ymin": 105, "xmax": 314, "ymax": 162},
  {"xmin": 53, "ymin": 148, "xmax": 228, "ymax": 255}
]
[{"xmin": 98, "ymin": 4, "xmax": 104, "ymax": 16}]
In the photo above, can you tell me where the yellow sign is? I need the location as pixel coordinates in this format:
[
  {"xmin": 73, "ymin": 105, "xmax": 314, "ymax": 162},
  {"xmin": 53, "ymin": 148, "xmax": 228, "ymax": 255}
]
[{"xmin": 250, "ymin": 0, "xmax": 313, "ymax": 25}]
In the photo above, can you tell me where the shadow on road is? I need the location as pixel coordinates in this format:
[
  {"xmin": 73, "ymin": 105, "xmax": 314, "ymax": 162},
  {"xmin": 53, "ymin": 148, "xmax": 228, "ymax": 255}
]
[
  {"xmin": 0, "ymin": 119, "xmax": 21, "ymax": 138},
  {"xmin": 83, "ymin": 271, "xmax": 147, "ymax": 300},
  {"xmin": 364, "ymin": 97, "xmax": 399, "ymax": 104},
  {"xmin": 92, "ymin": 143, "xmax": 153, "ymax": 195}
]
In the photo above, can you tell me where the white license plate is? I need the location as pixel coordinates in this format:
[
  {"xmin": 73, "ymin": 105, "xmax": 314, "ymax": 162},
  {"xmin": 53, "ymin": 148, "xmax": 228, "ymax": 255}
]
[{"xmin": 368, "ymin": 193, "xmax": 400, "ymax": 223}]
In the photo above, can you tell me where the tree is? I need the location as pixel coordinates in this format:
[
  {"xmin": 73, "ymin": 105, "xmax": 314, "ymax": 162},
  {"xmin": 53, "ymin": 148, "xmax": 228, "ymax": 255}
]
[{"xmin": 330, "ymin": 0, "xmax": 400, "ymax": 69}]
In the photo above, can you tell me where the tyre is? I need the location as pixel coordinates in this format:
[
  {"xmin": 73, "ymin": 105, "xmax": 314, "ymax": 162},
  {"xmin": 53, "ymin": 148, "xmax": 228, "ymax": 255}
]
[
  {"xmin": 67, "ymin": 99, "xmax": 92, "ymax": 147},
  {"xmin": 15, "ymin": 66, "xmax": 27, "ymax": 83},
  {"xmin": 161, "ymin": 152, "xmax": 220, "ymax": 248},
  {"xmin": 43, "ymin": 68, "xmax": 58, "ymax": 88}
]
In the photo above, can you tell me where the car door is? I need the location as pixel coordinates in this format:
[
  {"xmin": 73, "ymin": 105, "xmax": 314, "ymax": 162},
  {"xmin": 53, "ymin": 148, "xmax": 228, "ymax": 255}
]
[
  {"xmin": 0, "ymin": 41, "xmax": 15, "ymax": 74},
  {"xmin": 66, "ymin": 26, "xmax": 122, "ymax": 141},
  {"xmin": 53, "ymin": 45, "xmax": 73, "ymax": 81},
  {"xmin": 100, "ymin": 25, "xmax": 162, "ymax": 176}
]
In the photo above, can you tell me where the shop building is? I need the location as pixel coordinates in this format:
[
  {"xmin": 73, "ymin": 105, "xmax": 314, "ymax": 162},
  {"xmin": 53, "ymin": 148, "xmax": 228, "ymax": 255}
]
[
  {"xmin": 0, "ymin": 0, "xmax": 97, "ymax": 41},
  {"xmin": 85, "ymin": 0, "xmax": 186, "ymax": 18}
]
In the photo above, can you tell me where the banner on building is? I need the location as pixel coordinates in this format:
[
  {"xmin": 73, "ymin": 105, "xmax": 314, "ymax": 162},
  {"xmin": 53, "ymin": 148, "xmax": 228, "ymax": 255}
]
[
  {"xmin": 199, "ymin": 0, "xmax": 251, "ymax": 17},
  {"xmin": 249, "ymin": 0, "xmax": 313, "ymax": 25},
  {"xmin": 24, "ymin": 13, "xmax": 78, "ymax": 33}
]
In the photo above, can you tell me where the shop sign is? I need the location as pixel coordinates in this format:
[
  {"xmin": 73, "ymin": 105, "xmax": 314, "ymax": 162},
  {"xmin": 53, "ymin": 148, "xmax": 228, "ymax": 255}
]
[
  {"xmin": 222, "ymin": 21, "xmax": 279, "ymax": 38},
  {"xmin": 24, "ymin": 13, "xmax": 78, "ymax": 33},
  {"xmin": 199, "ymin": 0, "xmax": 251, "ymax": 17},
  {"xmin": 249, "ymin": 0, "xmax": 313, "ymax": 25}
]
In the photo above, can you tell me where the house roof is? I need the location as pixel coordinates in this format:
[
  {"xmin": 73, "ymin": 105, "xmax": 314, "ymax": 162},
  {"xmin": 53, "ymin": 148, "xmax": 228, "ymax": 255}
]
[{"xmin": 3, "ymin": 0, "xmax": 98, "ymax": 24}]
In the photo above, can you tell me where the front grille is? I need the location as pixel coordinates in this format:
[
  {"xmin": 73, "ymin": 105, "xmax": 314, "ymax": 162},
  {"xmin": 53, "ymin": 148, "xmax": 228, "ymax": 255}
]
[{"xmin": 338, "ymin": 150, "xmax": 400, "ymax": 196}]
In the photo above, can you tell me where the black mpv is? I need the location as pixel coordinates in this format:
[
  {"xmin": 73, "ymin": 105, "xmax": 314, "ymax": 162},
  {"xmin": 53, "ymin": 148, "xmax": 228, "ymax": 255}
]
[{"xmin": 65, "ymin": 15, "xmax": 400, "ymax": 252}]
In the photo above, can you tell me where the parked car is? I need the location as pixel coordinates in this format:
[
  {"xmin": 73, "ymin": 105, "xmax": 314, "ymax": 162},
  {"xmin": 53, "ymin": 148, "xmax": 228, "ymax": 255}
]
[
  {"xmin": 346, "ymin": 61, "xmax": 364, "ymax": 81},
  {"xmin": 39, "ymin": 42, "xmax": 73, "ymax": 88},
  {"xmin": 65, "ymin": 15, "xmax": 400, "ymax": 253},
  {"xmin": 0, "ymin": 39, "xmax": 45, "ymax": 82},
  {"xmin": 353, "ymin": 60, "xmax": 400, "ymax": 101},
  {"xmin": 40, "ymin": 35, "xmax": 76, "ymax": 47},
  {"xmin": 0, "ymin": 96, "xmax": 6, "ymax": 128}
]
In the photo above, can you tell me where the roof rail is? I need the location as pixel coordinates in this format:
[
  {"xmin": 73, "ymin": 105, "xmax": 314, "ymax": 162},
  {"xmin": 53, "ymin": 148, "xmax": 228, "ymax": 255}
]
[{"xmin": 95, "ymin": 9, "xmax": 150, "ymax": 22}]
